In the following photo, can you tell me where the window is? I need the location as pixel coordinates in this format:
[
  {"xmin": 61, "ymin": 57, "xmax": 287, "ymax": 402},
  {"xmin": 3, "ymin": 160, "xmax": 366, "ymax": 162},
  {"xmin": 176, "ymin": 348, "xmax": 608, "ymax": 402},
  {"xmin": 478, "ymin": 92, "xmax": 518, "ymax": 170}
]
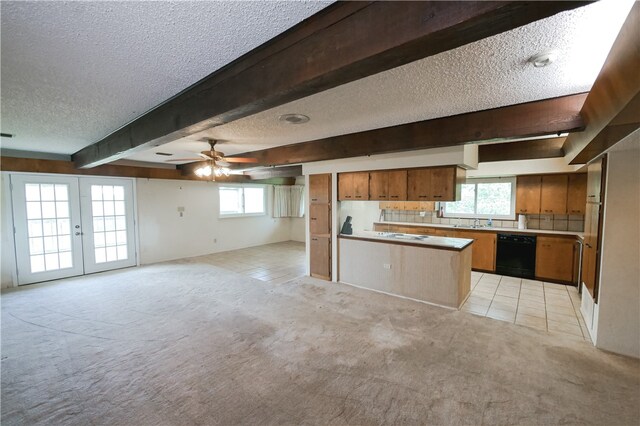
[
  {"xmin": 219, "ymin": 186, "xmax": 266, "ymax": 216},
  {"xmin": 443, "ymin": 177, "xmax": 516, "ymax": 220}
]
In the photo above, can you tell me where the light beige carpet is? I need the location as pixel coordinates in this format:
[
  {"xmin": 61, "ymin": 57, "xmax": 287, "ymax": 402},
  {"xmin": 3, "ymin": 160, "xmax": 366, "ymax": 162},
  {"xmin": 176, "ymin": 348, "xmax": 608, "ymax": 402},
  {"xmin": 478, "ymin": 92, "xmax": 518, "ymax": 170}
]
[{"xmin": 2, "ymin": 260, "xmax": 639, "ymax": 425}]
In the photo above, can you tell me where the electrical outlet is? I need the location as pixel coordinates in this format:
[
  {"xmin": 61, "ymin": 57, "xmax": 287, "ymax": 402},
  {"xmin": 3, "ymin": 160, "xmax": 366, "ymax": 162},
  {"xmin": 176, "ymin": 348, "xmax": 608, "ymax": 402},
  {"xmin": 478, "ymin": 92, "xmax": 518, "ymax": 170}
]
[{"xmin": 383, "ymin": 263, "xmax": 391, "ymax": 269}]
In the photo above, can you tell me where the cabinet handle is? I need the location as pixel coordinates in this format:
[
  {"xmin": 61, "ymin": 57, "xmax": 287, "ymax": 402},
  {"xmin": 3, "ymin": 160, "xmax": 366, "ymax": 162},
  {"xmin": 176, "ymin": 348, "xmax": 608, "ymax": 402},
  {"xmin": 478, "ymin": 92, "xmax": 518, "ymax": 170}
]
[
  {"xmin": 520, "ymin": 209, "xmax": 527, "ymax": 213},
  {"xmin": 311, "ymin": 198, "xmax": 318, "ymax": 201},
  {"xmin": 588, "ymin": 195, "xmax": 596, "ymax": 198},
  {"xmin": 433, "ymin": 195, "xmax": 442, "ymax": 198},
  {"xmin": 390, "ymin": 195, "xmax": 399, "ymax": 198},
  {"xmin": 355, "ymin": 196, "xmax": 362, "ymax": 199},
  {"xmin": 311, "ymin": 218, "xmax": 317, "ymax": 221},
  {"xmin": 379, "ymin": 195, "xmax": 387, "ymax": 198},
  {"xmin": 312, "ymin": 238, "xmax": 318, "ymax": 241},
  {"xmin": 419, "ymin": 195, "xmax": 428, "ymax": 198}
]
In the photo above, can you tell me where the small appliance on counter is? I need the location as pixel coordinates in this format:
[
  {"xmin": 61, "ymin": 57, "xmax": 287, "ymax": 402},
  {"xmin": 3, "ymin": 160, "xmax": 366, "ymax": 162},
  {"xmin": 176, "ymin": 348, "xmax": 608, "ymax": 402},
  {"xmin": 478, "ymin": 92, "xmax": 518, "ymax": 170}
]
[
  {"xmin": 340, "ymin": 216, "xmax": 353, "ymax": 235},
  {"xmin": 518, "ymin": 214, "xmax": 527, "ymax": 230}
]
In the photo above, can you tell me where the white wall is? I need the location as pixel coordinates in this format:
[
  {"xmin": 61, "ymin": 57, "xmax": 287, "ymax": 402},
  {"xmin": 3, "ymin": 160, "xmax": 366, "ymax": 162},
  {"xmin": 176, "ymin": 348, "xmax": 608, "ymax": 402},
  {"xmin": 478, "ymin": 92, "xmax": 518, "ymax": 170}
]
[
  {"xmin": 1, "ymin": 173, "xmax": 17, "ymax": 288},
  {"xmin": 592, "ymin": 135, "xmax": 639, "ymax": 358},
  {"xmin": 289, "ymin": 176, "xmax": 306, "ymax": 243},
  {"xmin": 136, "ymin": 178, "xmax": 293, "ymax": 264},
  {"xmin": 466, "ymin": 157, "xmax": 583, "ymax": 178}
]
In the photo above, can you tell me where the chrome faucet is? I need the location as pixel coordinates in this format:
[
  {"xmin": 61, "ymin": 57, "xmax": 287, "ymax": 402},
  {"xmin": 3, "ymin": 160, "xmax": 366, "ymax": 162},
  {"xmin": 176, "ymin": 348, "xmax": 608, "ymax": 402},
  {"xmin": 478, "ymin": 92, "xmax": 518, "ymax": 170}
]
[{"xmin": 473, "ymin": 218, "xmax": 480, "ymax": 228}]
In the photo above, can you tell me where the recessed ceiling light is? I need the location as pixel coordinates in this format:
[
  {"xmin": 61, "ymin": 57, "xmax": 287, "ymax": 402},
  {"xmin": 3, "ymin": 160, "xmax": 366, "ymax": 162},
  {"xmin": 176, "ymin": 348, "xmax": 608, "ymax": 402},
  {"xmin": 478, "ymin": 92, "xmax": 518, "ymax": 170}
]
[
  {"xmin": 155, "ymin": 152, "xmax": 173, "ymax": 156},
  {"xmin": 528, "ymin": 50, "xmax": 559, "ymax": 68},
  {"xmin": 279, "ymin": 113, "xmax": 310, "ymax": 124}
]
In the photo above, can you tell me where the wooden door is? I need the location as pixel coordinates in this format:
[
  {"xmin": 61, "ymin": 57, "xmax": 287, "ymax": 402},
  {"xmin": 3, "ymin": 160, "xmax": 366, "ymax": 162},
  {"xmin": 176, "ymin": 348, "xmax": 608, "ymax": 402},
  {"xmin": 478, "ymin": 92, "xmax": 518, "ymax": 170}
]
[
  {"xmin": 582, "ymin": 202, "xmax": 601, "ymax": 297},
  {"xmin": 310, "ymin": 236, "xmax": 331, "ymax": 280},
  {"xmin": 309, "ymin": 174, "xmax": 331, "ymax": 281},
  {"xmin": 516, "ymin": 175, "xmax": 541, "ymax": 214},
  {"xmin": 429, "ymin": 167, "xmax": 455, "ymax": 201},
  {"xmin": 407, "ymin": 168, "xmax": 431, "ymax": 201},
  {"xmin": 337, "ymin": 173, "xmax": 353, "ymax": 201},
  {"xmin": 309, "ymin": 174, "xmax": 331, "ymax": 204},
  {"xmin": 352, "ymin": 172, "xmax": 370, "ymax": 200},
  {"xmin": 309, "ymin": 204, "xmax": 330, "ymax": 235},
  {"xmin": 536, "ymin": 236, "xmax": 575, "ymax": 283},
  {"xmin": 388, "ymin": 170, "xmax": 407, "ymax": 200},
  {"xmin": 567, "ymin": 173, "xmax": 587, "ymax": 215},
  {"xmin": 540, "ymin": 174, "xmax": 568, "ymax": 214},
  {"xmin": 369, "ymin": 172, "xmax": 388, "ymax": 200},
  {"xmin": 587, "ymin": 158, "xmax": 603, "ymax": 203}
]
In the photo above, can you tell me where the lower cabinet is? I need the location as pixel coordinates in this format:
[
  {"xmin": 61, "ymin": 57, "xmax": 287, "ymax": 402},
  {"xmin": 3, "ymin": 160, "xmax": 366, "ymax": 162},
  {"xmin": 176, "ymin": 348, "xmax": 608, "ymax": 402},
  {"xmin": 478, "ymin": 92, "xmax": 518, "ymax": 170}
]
[
  {"xmin": 310, "ymin": 236, "xmax": 331, "ymax": 280},
  {"xmin": 535, "ymin": 236, "xmax": 576, "ymax": 283},
  {"xmin": 456, "ymin": 231, "xmax": 496, "ymax": 272}
]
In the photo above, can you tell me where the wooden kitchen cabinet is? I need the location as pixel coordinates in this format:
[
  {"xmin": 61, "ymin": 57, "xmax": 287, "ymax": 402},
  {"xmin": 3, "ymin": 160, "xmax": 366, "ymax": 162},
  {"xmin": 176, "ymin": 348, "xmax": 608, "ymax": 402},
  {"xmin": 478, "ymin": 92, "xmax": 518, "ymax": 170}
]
[
  {"xmin": 430, "ymin": 167, "xmax": 456, "ymax": 200},
  {"xmin": 309, "ymin": 174, "xmax": 332, "ymax": 281},
  {"xmin": 419, "ymin": 201, "xmax": 436, "ymax": 211},
  {"xmin": 309, "ymin": 174, "xmax": 330, "ymax": 204},
  {"xmin": 407, "ymin": 168, "xmax": 432, "ymax": 201},
  {"xmin": 310, "ymin": 236, "xmax": 331, "ymax": 280},
  {"xmin": 404, "ymin": 201, "xmax": 421, "ymax": 211},
  {"xmin": 309, "ymin": 204, "xmax": 330, "ymax": 235},
  {"xmin": 540, "ymin": 174, "xmax": 568, "ymax": 214},
  {"xmin": 338, "ymin": 172, "xmax": 369, "ymax": 201},
  {"xmin": 567, "ymin": 173, "xmax": 587, "ymax": 215},
  {"xmin": 455, "ymin": 230, "xmax": 496, "ymax": 272},
  {"xmin": 388, "ymin": 170, "xmax": 407, "ymax": 200},
  {"xmin": 536, "ymin": 236, "xmax": 576, "ymax": 283},
  {"xmin": 369, "ymin": 171, "xmax": 389, "ymax": 200},
  {"xmin": 516, "ymin": 175, "xmax": 541, "ymax": 214},
  {"xmin": 587, "ymin": 158, "xmax": 603, "ymax": 203}
]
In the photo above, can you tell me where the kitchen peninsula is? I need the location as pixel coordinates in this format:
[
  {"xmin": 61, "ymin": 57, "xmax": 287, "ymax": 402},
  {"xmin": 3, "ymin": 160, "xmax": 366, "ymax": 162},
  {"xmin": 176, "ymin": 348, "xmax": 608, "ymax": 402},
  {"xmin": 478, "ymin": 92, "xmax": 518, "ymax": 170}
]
[{"xmin": 339, "ymin": 231, "xmax": 473, "ymax": 309}]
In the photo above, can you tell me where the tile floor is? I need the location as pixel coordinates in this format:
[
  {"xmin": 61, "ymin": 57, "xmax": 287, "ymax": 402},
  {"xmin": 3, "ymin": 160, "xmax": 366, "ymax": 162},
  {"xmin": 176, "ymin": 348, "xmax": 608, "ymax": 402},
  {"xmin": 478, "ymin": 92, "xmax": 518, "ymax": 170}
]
[
  {"xmin": 461, "ymin": 272, "xmax": 591, "ymax": 341},
  {"xmin": 198, "ymin": 241, "xmax": 306, "ymax": 285}
]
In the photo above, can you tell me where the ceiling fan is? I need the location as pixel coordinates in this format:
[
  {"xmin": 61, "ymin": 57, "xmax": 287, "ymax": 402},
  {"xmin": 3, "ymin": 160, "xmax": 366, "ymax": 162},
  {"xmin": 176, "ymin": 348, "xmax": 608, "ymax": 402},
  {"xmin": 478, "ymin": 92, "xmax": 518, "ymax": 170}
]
[{"xmin": 165, "ymin": 139, "xmax": 258, "ymax": 165}]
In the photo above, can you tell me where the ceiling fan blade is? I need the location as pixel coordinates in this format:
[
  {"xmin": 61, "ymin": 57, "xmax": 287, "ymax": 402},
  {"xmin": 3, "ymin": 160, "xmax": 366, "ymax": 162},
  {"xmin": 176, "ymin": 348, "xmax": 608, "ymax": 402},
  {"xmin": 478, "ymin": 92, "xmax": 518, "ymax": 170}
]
[
  {"xmin": 164, "ymin": 158, "xmax": 205, "ymax": 162},
  {"xmin": 222, "ymin": 157, "xmax": 259, "ymax": 163},
  {"xmin": 198, "ymin": 152, "xmax": 214, "ymax": 160}
]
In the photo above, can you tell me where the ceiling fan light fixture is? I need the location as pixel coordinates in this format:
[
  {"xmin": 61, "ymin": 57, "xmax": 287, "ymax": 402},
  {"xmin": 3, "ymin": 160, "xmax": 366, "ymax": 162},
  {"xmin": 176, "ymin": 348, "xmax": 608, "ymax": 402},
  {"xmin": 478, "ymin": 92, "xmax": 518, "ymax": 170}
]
[
  {"xmin": 194, "ymin": 165, "xmax": 212, "ymax": 178},
  {"xmin": 279, "ymin": 113, "xmax": 310, "ymax": 124}
]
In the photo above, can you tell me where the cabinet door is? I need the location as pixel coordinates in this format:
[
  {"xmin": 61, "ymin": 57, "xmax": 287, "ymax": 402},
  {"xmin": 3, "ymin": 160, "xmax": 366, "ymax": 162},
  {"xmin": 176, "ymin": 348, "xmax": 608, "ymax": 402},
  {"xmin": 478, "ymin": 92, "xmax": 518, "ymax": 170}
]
[
  {"xmin": 379, "ymin": 201, "xmax": 392, "ymax": 210},
  {"xmin": 369, "ymin": 172, "xmax": 388, "ymax": 200},
  {"xmin": 419, "ymin": 201, "xmax": 435, "ymax": 211},
  {"xmin": 567, "ymin": 173, "xmax": 587, "ymax": 215},
  {"xmin": 405, "ymin": 201, "xmax": 421, "ymax": 211},
  {"xmin": 587, "ymin": 158, "xmax": 603, "ymax": 203},
  {"xmin": 430, "ymin": 167, "xmax": 456, "ymax": 201},
  {"xmin": 540, "ymin": 174, "xmax": 568, "ymax": 214},
  {"xmin": 309, "ymin": 204, "xmax": 330, "ymax": 235},
  {"xmin": 309, "ymin": 174, "xmax": 331, "ymax": 204},
  {"xmin": 536, "ymin": 236, "xmax": 575, "ymax": 283},
  {"xmin": 516, "ymin": 175, "xmax": 541, "ymax": 214},
  {"xmin": 582, "ymin": 202, "xmax": 601, "ymax": 297},
  {"xmin": 388, "ymin": 170, "xmax": 408, "ymax": 200},
  {"xmin": 310, "ymin": 236, "xmax": 331, "ymax": 280},
  {"xmin": 390, "ymin": 201, "xmax": 405, "ymax": 210},
  {"xmin": 338, "ymin": 173, "xmax": 353, "ymax": 201},
  {"xmin": 407, "ymin": 169, "xmax": 431, "ymax": 201},
  {"xmin": 352, "ymin": 172, "xmax": 370, "ymax": 200},
  {"xmin": 458, "ymin": 231, "xmax": 496, "ymax": 272}
]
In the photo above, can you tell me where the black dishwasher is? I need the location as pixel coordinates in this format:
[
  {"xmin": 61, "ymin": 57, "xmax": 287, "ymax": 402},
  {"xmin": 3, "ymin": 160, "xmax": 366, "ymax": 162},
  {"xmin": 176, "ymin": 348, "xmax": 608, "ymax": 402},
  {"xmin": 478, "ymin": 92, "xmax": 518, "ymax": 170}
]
[{"xmin": 496, "ymin": 234, "xmax": 536, "ymax": 279}]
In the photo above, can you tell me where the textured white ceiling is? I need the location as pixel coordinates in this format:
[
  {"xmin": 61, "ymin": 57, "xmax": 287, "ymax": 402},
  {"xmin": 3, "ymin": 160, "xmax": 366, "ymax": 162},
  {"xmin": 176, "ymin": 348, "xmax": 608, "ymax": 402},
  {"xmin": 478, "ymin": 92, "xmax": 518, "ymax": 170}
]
[
  {"xmin": 125, "ymin": 0, "xmax": 633, "ymax": 164},
  {"xmin": 0, "ymin": 0, "xmax": 331, "ymax": 154}
]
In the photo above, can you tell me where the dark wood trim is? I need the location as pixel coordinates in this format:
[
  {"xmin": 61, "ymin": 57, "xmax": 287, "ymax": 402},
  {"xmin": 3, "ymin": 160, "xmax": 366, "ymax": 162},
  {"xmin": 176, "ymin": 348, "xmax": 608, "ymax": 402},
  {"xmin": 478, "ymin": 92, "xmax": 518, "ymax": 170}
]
[
  {"xmin": 0, "ymin": 157, "xmax": 249, "ymax": 183},
  {"xmin": 478, "ymin": 137, "xmax": 565, "ymax": 162},
  {"xmin": 72, "ymin": 1, "xmax": 588, "ymax": 168},
  {"xmin": 564, "ymin": 3, "xmax": 640, "ymax": 164},
  {"xmin": 228, "ymin": 93, "xmax": 587, "ymax": 166},
  {"xmin": 243, "ymin": 165, "xmax": 302, "ymax": 180}
]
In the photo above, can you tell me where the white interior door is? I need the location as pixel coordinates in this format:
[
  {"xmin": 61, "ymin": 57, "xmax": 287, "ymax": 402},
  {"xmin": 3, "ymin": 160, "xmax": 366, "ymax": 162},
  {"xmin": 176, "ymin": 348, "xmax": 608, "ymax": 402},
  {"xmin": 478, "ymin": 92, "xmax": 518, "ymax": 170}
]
[
  {"xmin": 79, "ymin": 178, "xmax": 136, "ymax": 274},
  {"xmin": 11, "ymin": 174, "xmax": 84, "ymax": 285}
]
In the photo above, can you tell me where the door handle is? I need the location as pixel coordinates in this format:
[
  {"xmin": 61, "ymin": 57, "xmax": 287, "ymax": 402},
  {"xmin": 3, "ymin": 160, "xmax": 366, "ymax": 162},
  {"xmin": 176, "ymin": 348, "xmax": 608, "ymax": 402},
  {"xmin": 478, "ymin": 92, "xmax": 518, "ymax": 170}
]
[{"xmin": 75, "ymin": 232, "xmax": 84, "ymax": 236}]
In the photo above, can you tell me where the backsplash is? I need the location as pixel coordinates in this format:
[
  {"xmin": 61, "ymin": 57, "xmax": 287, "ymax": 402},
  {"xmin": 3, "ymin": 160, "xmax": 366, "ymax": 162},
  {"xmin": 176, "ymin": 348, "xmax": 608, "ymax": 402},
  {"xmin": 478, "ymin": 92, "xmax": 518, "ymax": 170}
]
[{"xmin": 382, "ymin": 210, "xmax": 584, "ymax": 232}]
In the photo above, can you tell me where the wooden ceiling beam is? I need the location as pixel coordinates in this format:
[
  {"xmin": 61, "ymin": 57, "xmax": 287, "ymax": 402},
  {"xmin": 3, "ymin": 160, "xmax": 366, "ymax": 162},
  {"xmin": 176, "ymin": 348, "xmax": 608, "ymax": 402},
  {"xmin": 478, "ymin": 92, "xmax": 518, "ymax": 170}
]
[
  {"xmin": 72, "ymin": 1, "xmax": 589, "ymax": 169},
  {"xmin": 478, "ymin": 137, "xmax": 566, "ymax": 163},
  {"xmin": 225, "ymin": 93, "xmax": 587, "ymax": 167},
  {"xmin": 243, "ymin": 165, "xmax": 302, "ymax": 180},
  {"xmin": 563, "ymin": 3, "xmax": 640, "ymax": 165}
]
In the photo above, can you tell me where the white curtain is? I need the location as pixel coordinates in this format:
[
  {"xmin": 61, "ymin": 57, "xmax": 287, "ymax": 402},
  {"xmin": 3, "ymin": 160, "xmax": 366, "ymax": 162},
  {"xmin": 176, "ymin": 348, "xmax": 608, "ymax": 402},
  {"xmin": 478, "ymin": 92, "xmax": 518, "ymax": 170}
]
[{"xmin": 273, "ymin": 185, "xmax": 305, "ymax": 218}]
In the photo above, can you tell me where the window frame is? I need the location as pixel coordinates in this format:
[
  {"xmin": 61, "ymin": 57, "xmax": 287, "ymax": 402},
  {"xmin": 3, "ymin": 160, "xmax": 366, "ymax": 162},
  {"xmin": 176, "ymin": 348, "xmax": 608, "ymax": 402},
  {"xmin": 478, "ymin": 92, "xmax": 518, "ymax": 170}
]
[
  {"xmin": 218, "ymin": 184, "xmax": 267, "ymax": 218},
  {"xmin": 442, "ymin": 177, "xmax": 516, "ymax": 220}
]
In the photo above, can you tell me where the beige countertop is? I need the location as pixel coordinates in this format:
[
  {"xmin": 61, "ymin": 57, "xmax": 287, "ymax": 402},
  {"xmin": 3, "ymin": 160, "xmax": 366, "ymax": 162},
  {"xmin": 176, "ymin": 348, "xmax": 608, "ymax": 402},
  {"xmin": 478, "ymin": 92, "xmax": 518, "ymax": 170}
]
[
  {"xmin": 339, "ymin": 230, "xmax": 473, "ymax": 251},
  {"xmin": 374, "ymin": 221, "xmax": 584, "ymax": 239}
]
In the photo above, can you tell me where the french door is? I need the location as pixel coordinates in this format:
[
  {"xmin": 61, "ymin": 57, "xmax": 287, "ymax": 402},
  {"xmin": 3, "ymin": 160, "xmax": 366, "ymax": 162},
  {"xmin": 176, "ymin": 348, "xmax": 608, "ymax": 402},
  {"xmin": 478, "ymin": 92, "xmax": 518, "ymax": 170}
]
[{"xmin": 11, "ymin": 174, "xmax": 136, "ymax": 285}]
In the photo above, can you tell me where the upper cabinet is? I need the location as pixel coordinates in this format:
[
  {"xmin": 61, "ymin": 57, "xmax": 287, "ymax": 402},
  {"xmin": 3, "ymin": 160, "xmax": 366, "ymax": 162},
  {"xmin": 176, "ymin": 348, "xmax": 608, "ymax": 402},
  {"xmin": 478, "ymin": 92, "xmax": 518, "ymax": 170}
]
[
  {"xmin": 516, "ymin": 175, "xmax": 541, "ymax": 214},
  {"xmin": 369, "ymin": 171, "xmax": 389, "ymax": 200},
  {"xmin": 309, "ymin": 174, "xmax": 331, "ymax": 204},
  {"xmin": 338, "ymin": 172, "xmax": 369, "ymax": 201},
  {"xmin": 567, "ymin": 173, "xmax": 588, "ymax": 215},
  {"xmin": 407, "ymin": 166, "xmax": 464, "ymax": 201},
  {"xmin": 388, "ymin": 170, "xmax": 407, "ymax": 200},
  {"xmin": 540, "ymin": 174, "xmax": 568, "ymax": 214}
]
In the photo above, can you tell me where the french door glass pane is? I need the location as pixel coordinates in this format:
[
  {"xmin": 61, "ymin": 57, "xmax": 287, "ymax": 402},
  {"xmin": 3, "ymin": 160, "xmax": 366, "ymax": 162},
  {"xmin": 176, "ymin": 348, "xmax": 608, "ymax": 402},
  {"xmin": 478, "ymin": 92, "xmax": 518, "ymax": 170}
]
[
  {"xmin": 91, "ymin": 185, "xmax": 128, "ymax": 263},
  {"xmin": 24, "ymin": 183, "xmax": 74, "ymax": 273}
]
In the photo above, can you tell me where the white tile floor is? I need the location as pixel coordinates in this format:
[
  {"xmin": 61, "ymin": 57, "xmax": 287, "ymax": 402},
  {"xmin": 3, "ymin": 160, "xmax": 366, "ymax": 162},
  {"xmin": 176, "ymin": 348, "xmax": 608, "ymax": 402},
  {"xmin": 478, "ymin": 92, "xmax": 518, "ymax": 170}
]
[
  {"xmin": 200, "ymin": 241, "xmax": 306, "ymax": 285},
  {"xmin": 461, "ymin": 272, "xmax": 591, "ymax": 342}
]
